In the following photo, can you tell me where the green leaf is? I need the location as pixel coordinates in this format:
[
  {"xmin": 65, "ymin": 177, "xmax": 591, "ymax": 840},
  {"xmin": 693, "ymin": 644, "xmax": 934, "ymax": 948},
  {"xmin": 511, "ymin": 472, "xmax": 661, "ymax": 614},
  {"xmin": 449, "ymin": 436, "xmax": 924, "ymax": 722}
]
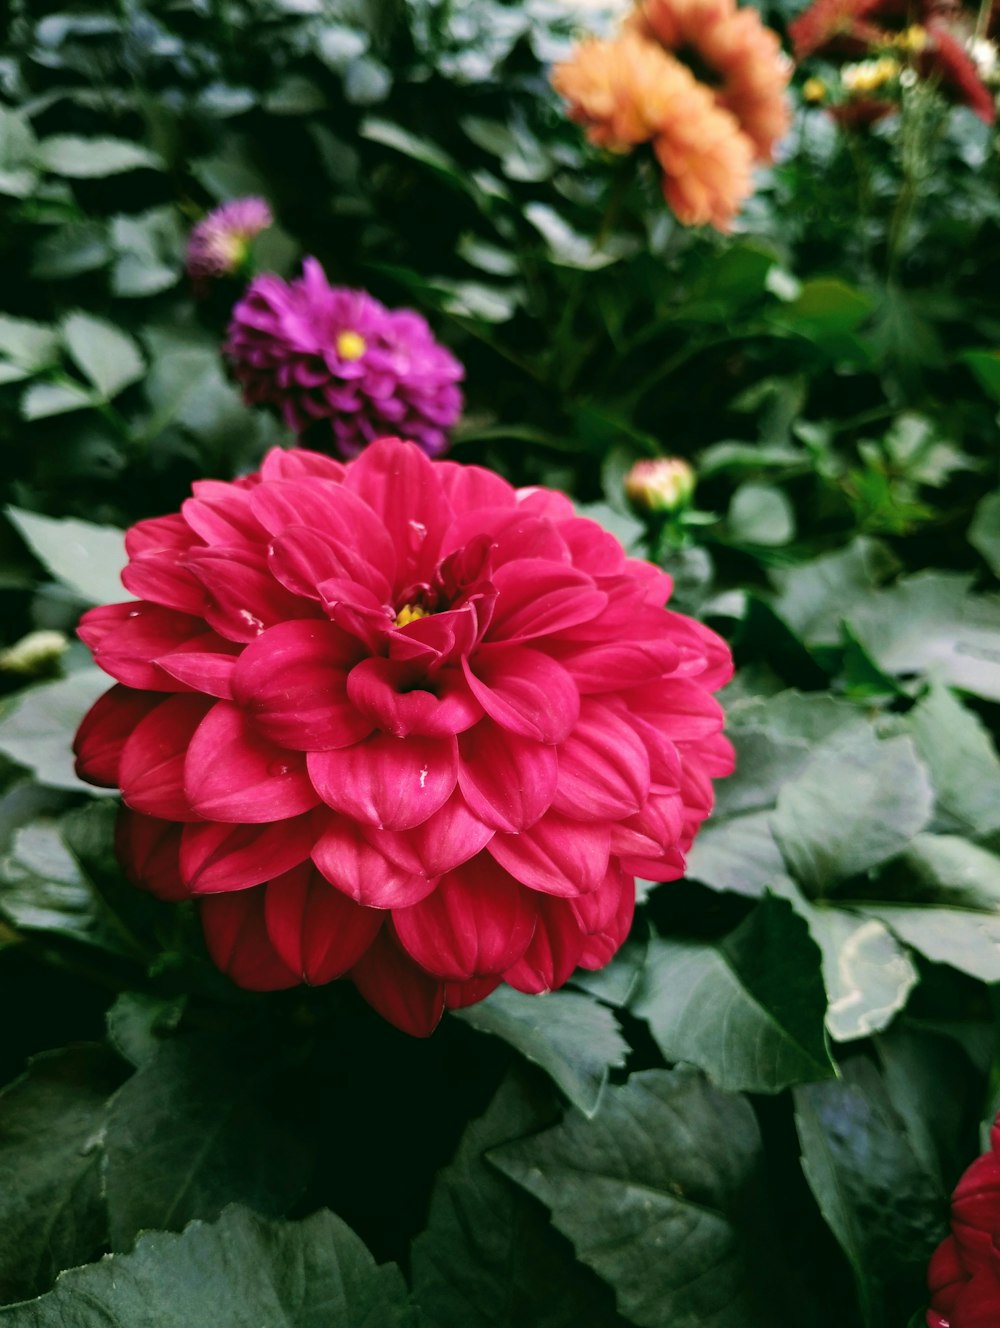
[
  {"xmin": 0, "ymin": 1204, "xmax": 412, "ymax": 1327},
  {"xmin": 726, "ymin": 483, "xmax": 795, "ymax": 546},
  {"xmin": 359, "ymin": 118, "xmax": 461, "ymax": 176},
  {"xmin": 7, "ymin": 507, "xmax": 126, "ymax": 604},
  {"xmin": 970, "ymin": 490, "xmax": 1000, "ymax": 579},
  {"xmin": 769, "ymin": 538, "xmax": 892, "ymax": 647},
  {"xmin": 412, "ymin": 1069, "xmax": 628, "ymax": 1328},
  {"xmin": 524, "ymin": 203, "xmax": 632, "ymax": 270},
  {"xmin": 794, "ymin": 1062, "xmax": 946, "ymax": 1328},
  {"xmin": 0, "ymin": 670, "xmax": 114, "ymax": 794},
  {"xmin": 454, "ymin": 987, "xmax": 627, "ymax": 1117},
  {"xmin": 0, "ymin": 1045, "xmax": 123, "ymax": 1303},
  {"xmin": 908, "ymin": 682, "xmax": 1000, "ymax": 835},
  {"xmin": 846, "ymin": 572, "xmax": 1000, "ymax": 702},
  {"xmin": 110, "ymin": 209, "xmax": 183, "ymax": 299},
  {"xmin": 31, "ymin": 220, "xmax": 111, "ymax": 280},
  {"xmin": 21, "ymin": 380, "xmax": 98, "ymax": 420},
  {"xmin": 771, "ymin": 731, "xmax": 933, "ymax": 894},
  {"xmin": 865, "ymin": 903, "xmax": 1000, "ymax": 983},
  {"xmin": 61, "ymin": 313, "xmax": 145, "ymax": 400},
  {"xmin": 0, "ymin": 316, "xmax": 59, "ymax": 371},
  {"xmin": 633, "ymin": 897, "xmax": 834, "ymax": 1093},
  {"xmin": 493, "ymin": 1067, "xmax": 773, "ymax": 1328},
  {"xmin": 684, "ymin": 810, "xmax": 791, "ymax": 897},
  {"xmin": 779, "ymin": 278, "xmax": 874, "ymax": 335},
  {"xmin": 962, "ymin": 348, "xmax": 1000, "ymax": 402},
  {"xmin": 36, "ymin": 135, "xmax": 161, "ymax": 178},
  {"xmin": 106, "ymin": 992, "xmax": 187, "ymax": 1069},
  {"xmin": 103, "ymin": 1036, "xmax": 315, "ymax": 1251}
]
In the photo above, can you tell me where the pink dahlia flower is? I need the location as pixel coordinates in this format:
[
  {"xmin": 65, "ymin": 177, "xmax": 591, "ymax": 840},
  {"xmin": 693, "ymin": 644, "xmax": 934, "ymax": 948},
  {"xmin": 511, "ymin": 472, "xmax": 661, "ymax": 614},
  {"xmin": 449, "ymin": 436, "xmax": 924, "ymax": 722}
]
[
  {"xmin": 223, "ymin": 259, "xmax": 464, "ymax": 459},
  {"xmin": 186, "ymin": 197, "xmax": 273, "ymax": 284},
  {"xmin": 927, "ymin": 1116, "xmax": 1000, "ymax": 1328},
  {"xmin": 73, "ymin": 438, "xmax": 733, "ymax": 1036}
]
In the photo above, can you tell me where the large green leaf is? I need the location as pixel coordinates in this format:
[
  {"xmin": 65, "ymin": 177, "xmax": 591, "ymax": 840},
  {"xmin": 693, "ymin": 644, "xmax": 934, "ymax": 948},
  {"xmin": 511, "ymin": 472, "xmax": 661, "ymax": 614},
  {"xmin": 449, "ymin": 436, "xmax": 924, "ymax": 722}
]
[
  {"xmin": 0, "ymin": 1046, "xmax": 124, "ymax": 1304},
  {"xmin": 493, "ymin": 1068, "xmax": 775, "ymax": 1328},
  {"xmin": 633, "ymin": 897, "xmax": 834, "ymax": 1093},
  {"xmin": 7, "ymin": 508, "xmax": 127, "ymax": 605},
  {"xmin": 769, "ymin": 539, "xmax": 891, "ymax": 646},
  {"xmin": 454, "ymin": 987, "xmax": 627, "ymax": 1117},
  {"xmin": 0, "ymin": 670, "xmax": 114, "ymax": 794},
  {"xmin": 771, "ymin": 731, "xmax": 933, "ymax": 894},
  {"xmin": 794, "ymin": 1062, "xmax": 946, "ymax": 1328},
  {"xmin": 684, "ymin": 810, "xmax": 791, "ymax": 897},
  {"xmin": 36, "ymin": 136, "xmax": 162, "ymax": 178},
  {"xmin": 908, "ymin": 682, "xmax": 1000, "ymax": 837},
  {"xmin": 0, "ymin": 1205, "xmax": 412, "ymax": 1327},
  {"xmin": 103, "ymin": 1036, "xmax": 315, "ymax": 1251},
  {"xmin": 969, "ymin": 490, "xmax": 1000, "ymax": 578},
  {"xmin": 412, "ymin": 1070, "xmax": 628, "ymax": 1328},
  {"xmin": 61, "ymin": 314, "xmax": 145, "ymax": 400}
]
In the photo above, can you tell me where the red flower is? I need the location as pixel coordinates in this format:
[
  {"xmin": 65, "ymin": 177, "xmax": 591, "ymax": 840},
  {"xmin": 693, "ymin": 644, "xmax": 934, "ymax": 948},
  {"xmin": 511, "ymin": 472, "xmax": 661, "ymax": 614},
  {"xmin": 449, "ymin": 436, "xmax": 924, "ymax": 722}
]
[
  {"xmin": 921, "ymin": 23, "xmax": 997, "ymax": 122},
  {"xmin": 74, "ymin": 439, "xmax": 733, "ymax": 1036},
  {"xmin": 927, "ymin": 1117, "xmax": 1000, "ymax": 1327}
]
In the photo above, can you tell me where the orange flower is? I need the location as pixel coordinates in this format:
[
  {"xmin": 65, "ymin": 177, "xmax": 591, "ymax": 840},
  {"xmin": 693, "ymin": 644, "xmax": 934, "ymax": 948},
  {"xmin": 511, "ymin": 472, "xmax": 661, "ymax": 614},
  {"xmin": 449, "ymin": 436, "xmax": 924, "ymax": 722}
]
[
  {"xmin": 630, "ymin": 0, "xmax": 792, "ymax": 161},
  {"xmin": 552, "ymin": 30, "xmax": 691, "ymax": 150},
  {"xmin": 653, "ymin": 82, "xmax": 754, "ymax": 229}
]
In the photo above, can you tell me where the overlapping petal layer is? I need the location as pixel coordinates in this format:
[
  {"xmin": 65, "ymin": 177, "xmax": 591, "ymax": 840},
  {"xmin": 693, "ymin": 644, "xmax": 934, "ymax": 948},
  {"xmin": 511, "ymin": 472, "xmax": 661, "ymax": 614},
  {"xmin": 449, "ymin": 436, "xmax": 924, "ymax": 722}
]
[
  {"xmin": 927, "ymin": 1117, "xmax": 1000, "ymax": 1327},
  {"xmin": 75, "ymin": 438, "xmax": 734, "ymax": 1035}
]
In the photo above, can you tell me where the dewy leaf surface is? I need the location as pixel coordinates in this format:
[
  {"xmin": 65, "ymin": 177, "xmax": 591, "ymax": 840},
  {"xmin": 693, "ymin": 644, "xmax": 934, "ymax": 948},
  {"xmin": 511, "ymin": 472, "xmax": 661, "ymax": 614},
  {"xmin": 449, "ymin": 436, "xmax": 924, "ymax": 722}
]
[
  {"xmin": 492, "ymin": 1067, "xmax": 773, "ymax": 1328},
  {"xmin": 453, "ymin": 986, "xmax": 627, "ymax": 1116},
  {"xmin": 771, "ymin": 731, "xmax": 933, "ymax": 893},
  {"xmin": 0, "ymin": 1045, "xmax": 124, "ymax": 1304},
  {"xmin": 633, "ymin": 896, "xmax": 834, "ymax": 1092},
  {"xmin": 0, "ymin": 1205, "xmax": 412, "ymax": 1328},
  {"xmin": 102, "ymin": 1035, "xmax": 314, "ymax": 1251}
]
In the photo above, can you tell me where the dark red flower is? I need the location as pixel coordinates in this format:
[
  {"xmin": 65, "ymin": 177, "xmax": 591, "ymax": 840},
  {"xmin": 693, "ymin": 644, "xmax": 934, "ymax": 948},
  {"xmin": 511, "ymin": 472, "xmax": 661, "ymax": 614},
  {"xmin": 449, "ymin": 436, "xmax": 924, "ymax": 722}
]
[
  {"xmin": 927, "ymin": 1117, "xmax": 1000, "ymax": 1327},
  {"xmin": 74, "ymin": 439, "xmax": 734, "ymax": 1035}
]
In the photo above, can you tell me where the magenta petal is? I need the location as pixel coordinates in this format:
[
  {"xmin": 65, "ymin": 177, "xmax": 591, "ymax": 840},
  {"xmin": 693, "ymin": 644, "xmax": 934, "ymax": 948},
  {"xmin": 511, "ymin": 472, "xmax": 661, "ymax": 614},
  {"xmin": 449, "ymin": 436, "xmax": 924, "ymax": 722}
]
[
  {"xmin": 268, "ymin": 525, "xmax": 390, "ymax": 602},
  {"xmin": 232, "ymin": 619, "xmax": 371, "ymax": 751},
  {"xmin": 85, "ymin": 603, "xmax": 205, "ymax": 691},
  {"xmin": 264, "ymin": 863, "xmax": 382, "ymax": 983},
  {"xmin": 436, "ymin": 461, "xmax": 516, "ymax": 512},
  {"xmin": 259, "ymin": 446, "xmax": 346, "ymax": 482},
  {"xmin": 119, "ymin": 694, "xmax": 214, "ymax": 821},
  {"xmin": 116, "ymin": 809, "xmax": 189, "ymax": 901},
  {"xmin": 551, "ymin": 700, "xmax": 650, "ymax": 820},
  {"xmin": 350, "ymin": 930, "xmax": 446, "ymax": 1037},
  {"xmin": 181, "ymin": 812, "xmax": 318, "ymax": 893},
  {"xmin": 576, "ymin": 870, "xmax": 635, "ymax": 969},
  {"xmin": 121, "ymin": 554, "xmax": 209, "ymax": 616},
  {"xmin": 463, "ymin": 644, "xmax": 579, "ymax": 744},
  {"xmin": 394, "ymin": 856, "xmax": 537, "ymax": 980},
  {"xmin": 458, "ymin": 721, "xmax": 557, "ymax": 832},
  {"xmin": 316, "ymin": 577, "xmax": 394, "ymax": 649},
  {"xmin": 375, "ymin": 790, "xmax": 494, "ymax": 877},
  {"xmin": 201, "ymin": 887, "xmax": 301, "ymax": 991},
  {"xmin": 251, "ymin": 480, "xmax": 396, "ymax": 582},
  {"xmin": 548, "ymin": 638, "xmax": 682, "ymax": 694},
  {"xmin": 444, "ymin": 975, "xmax": 502, "ymax": 1009},
  {"xmin": 183, "ymin": 481, "xmax": 265, "ymax": 548},
  {"xmin": 626, "ymin": 678, "xmax": 726, "ymax": 740},
  {"xmin": 503, "ymin": 896, "xmax": 585, "ymax": 993},
  {"xmin": 307, "ymin": 733, "xmax": 458, "ymax": 830},
  {"xmin": 486, "ymin": 560, "xmax": 606, "ymax": 643},
  {"xmin": 558, "ymin": 516, "xmax": 626, "ymax": 577},
  {"xmin": 487, "ymin": 812, "xmax": 610, "ymax": 897},
  {"xmin": 156, "ymin": 643, "xmax": 239, "ymax": 699},
  {"xmin": 311, "ymin": 816, "xmax": 438, "ymax": 908},
  {"xmin": 343, "ymin": 437, "xmax": 450, "ymax": 584},
  {"xmin": 185, "ymin": 702, "xmax": 319, "ymax": 823},
  {"xmin": 74, "ymin": 686, "xmax": 163, "ymax": 788},
  {"xmin": 570, "ymin": 862, "xmax": 632, "ymax": 936},
  {"xmin": 125, "ymin": 512, "xmax": 197, "ymax": 559},
  {"xmin": 186, "ymin": 547, "xmax": 319, "ymax": 643},
  {"xmin": 347, "ymin": 658, "xmax": 482, "ymax": 738}
]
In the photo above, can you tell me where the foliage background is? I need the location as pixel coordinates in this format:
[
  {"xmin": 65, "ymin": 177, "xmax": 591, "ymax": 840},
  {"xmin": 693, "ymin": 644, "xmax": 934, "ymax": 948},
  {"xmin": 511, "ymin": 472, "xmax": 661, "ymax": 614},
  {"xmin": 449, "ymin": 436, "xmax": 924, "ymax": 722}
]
[{"xmin": 0, "ymin": 0, "xmax": 999, "ymax": 1324}]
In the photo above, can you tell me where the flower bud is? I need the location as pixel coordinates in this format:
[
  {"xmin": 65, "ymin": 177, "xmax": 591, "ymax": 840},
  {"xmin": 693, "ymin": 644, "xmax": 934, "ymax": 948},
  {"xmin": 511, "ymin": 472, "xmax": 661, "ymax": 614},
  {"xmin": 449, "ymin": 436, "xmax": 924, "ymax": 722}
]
[
  {"xmin": 0, "ymin": 629, "xmax": 68, "ymax": 676},
  {"xmin": 624, "ymin": 457, "xmax": 696, "ymax": 514}
]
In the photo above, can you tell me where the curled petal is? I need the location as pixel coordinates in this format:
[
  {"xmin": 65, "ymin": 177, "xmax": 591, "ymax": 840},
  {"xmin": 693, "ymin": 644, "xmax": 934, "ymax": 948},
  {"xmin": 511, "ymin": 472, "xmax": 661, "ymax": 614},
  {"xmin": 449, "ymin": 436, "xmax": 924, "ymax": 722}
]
[
  {"xmin": 74, "ymin": 686, "xmax": 163, "ymax": 787},
  {"xmin": 311, "ymin": 816, "xmax": 438, "ymax": 908},
  {"xmin": 268, "ymin": 525, "xmax": 390, "ymax": 602},
  {"xmin": 181, "ymin": 812, "xmax": 318, "ymax": 893},
  {"xmin": 394, "ymin": 855, "xmax": 537, "ymax": 980},
  {"xmin": 120, "ymin": 694, "xmax": 214, "ymax": 821},
  {"xmin": 258, "ymin": 446, "xmax": 346, "ymax": 481},
  {"xmin": 488, "ymin": 812, "xmax": 610, "ymax": 897},
  {"xmin": 264, "ymin": 863, "xmax": 383, "ymax": 983},
  {"xmin": 458, "ymin": 722, "xmax": 557, "ymax": 832},
  {"xmin": 463, "ymin": 644, "xmax": 579, "ymax": 744},
  {"xmin": 80, "ymin": 603, "xmax": 205, "ymax": 691},
  {"xmin": 185, "ymin": 702, "xmax": 319, "ymax": 823},
  {"xmin": 186, "ymin": 547, "xmax": 319, "ymax": 643},
  {"xmin": 116, "ymin": 809, "xmax": 188, "ymax": 900},
  {"xmin": 375, "ymin": 791, "xmax": 494, "ymax": 878},
  {"xmin": 350, "ymin": 930, "xmax": 446, "ymax": 1037},
  {"xmin": 347, "ymin": 658, "xmax": 482, "ymax": 738},
  {"xmin": 307, "ymin": 733, "xmax": 458, "ymax": 831},
  {"xmin": 343, "ymin": 437, "xmax": 450, "ymax": 586},
  {"xmin": 503, "ymin": 896, "xmax": 585, "ymax": 993},
  {"xmin": 485, "ymin": 560, "xmax": 606, "ymax": 644},
  {"xmin": 201, "ymin": 888, "xmax": 301, "ymax": 991},
  {"xmin": 444, "ymin": 975, "xmax": 502, "ymax": 1009},
  {"xmin": 156, "ymin": 636, "xmax": 241, "ymax": 699},
  {"xmin": 551, "ymin": 701, "xmax": 650, "ymax": 820}
]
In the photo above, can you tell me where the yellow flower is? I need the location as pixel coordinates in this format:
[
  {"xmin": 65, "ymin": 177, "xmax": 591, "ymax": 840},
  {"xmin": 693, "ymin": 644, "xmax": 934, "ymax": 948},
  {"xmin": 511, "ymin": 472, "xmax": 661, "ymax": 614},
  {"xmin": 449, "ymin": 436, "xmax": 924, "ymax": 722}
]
[{"xmin": 802, "ymin": 76, "xmax": 828, "ymax": 102}]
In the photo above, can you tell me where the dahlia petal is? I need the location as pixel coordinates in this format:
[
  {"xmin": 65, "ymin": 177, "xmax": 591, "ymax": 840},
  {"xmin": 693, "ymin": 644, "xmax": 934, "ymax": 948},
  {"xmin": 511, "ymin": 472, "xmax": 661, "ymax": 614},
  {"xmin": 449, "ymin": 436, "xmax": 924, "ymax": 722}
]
[
  {"xmin": 74, "ymin": 685, "xmax": 163, "ymax": 787},
  {"xmin": 264, "ymin": 863, "xmax": 382, "ymax": 983},
  {"xmin": 463, "ymin": 644, "xmax": 579, "ymax": 744},
  {"xmin": 181, "ymin": 812, "xmax": 319, "ymax": 893},
  {"xmin": 311, "ymin": 816, "xmax": 438, "ymax": 908},
  {"xmin": 316, "ymin": 577, "xmax": 394, "ymax": 649},
  {"xmin": 487, "ymin": 812, "xmax": 610, "ymax": 897},
  {"xmin": 485, "ymin": 560, "xmax": 607, "ymax": 643},
  {"xmin": 573, "ymin": 865, "xmax": 635, "ymax": 969},
  {"xmin": 458, "ymin": 721, "xmax": 558, "ymax": 832},
  {"xmin": 156, "ymin": 642, "xmax": 240, "ymax": 699},
  {"xmin": 350, "ymin": 931, "xmax": 446, "ymax": 1037},
  {"xmin": 551, "ymin": 701, "xmax": 650, "ymax": 820},
  {"xmin": 343, "ymin": 437, "xmax": 450, "ymax": 584},
  {"xmin": 662, "ymin": 612, "xmax": 734, "ymax": 687},
  {"xmin": 387, "ymin": 604, "xmax": 481, "ymax": 668},
  {"xmin": 232, "ymin": 620, "xmax": 371, "ymax": 751},
  {"xmin": 116, "ymin": 809, "xmax": 188, "ymax": 900},
  {"xmin": 119, "ymin": 693, "xmax": 214, "ymax": 821},
  {"xmin": 611, "ymin": 790, "xmax": 685, "ymax": 861},
  {"xmin": 394, "ymin": 856, "xmax": 537, "ymax": 980},
  {"xmin": 77, "ymin": 601, "xmax": 140, "ymax": 653},
  {"xmin": 441, "ymin": 509, "xmax": 569, "ymax": 568},
  {"xmin": 186, "ymin": 547, "xmax": 319, "ymax": 643},
  {"xmin": 558, "ymin": 516, "xmax": 626, "ymax": 577},
  {"xmin": 444, "ymin": 975, "xmax": 502, "ymax": 1009},
  {"xmin": 201, "ymin": 888, "xmax": 301, "ymax": 991},
  {"xmin": 125, "ymin": 512, "xmax": 198, "ymax": 559},
  {"xmin": 436, "ymin": 461, "xmax": 516, "ymax": 512},
  {"xmin": 252, "ymin": 481, "xmax": 396, "ymax": 586},
  {"xmin": 306, "ymin": 733, "xmax": 458, "ymax": 830},
  {"xmin": 259, "ymin": 446, "xmax": 346, "ymax": 481},
  {"xmin": 548, "ymin": 638, "xmax": 682, "ymax": 694},
  {"xmin": 375, "ymin": 790, "xmax": 494, "ymax": 877},
  {"xmin": 121, "ymin": 555, "xmax": 209, "ymax": 615},
  {"xmin": 516, "ymin": 488, "xmax": 576, "ymax": 521},
  {"xmin": 185, "ymin": 701, "xmax": 319, "ymax": 823},
  {"xmin": 503, "ymin": 896, "xmax": 585, "ymax": 993},
  {"xmin": 268, "ymin": 525, "xmax": 390, "ymax": 602},
  {"xmin": 84, "ymin": 603, "xmax": 205, "ymax": 691},
  {"xmin": 183, "ymin": 481, "xmax": 266, "ymax": 548},
  {"xmin": 346, "ymin": 658, "xmax": 482, "ymax": 738},
  {"xmin": 626, "ymin": 677, "xmax": 726, "ymax": 740}
]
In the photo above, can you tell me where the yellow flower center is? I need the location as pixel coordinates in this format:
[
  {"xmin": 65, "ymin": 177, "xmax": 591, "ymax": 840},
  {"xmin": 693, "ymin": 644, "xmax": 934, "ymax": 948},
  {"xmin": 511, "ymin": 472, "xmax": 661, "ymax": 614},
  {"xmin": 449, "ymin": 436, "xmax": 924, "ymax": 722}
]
[
  {"xmin": 336, "ymin": 330, "xmax": 367, "ymax": 361},
  {"xmin": 802, "ymin": 77, "xmax": 828, "ymax": 103},
  {"xmin": 395, "ymin": 603, "xmax": 429, "ymax": 628}
]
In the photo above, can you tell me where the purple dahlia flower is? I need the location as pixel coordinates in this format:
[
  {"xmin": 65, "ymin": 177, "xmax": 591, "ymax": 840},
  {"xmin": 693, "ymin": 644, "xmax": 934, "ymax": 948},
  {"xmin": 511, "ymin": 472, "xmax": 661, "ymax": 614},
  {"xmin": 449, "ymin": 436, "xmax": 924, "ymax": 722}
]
[
  {"xmin": 186, "ymin": 197, "xmax": 273, "ymax": 284},
  {"xmin": 223, "ymin": 258, "xmax": 465, "ymax": 458}
]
